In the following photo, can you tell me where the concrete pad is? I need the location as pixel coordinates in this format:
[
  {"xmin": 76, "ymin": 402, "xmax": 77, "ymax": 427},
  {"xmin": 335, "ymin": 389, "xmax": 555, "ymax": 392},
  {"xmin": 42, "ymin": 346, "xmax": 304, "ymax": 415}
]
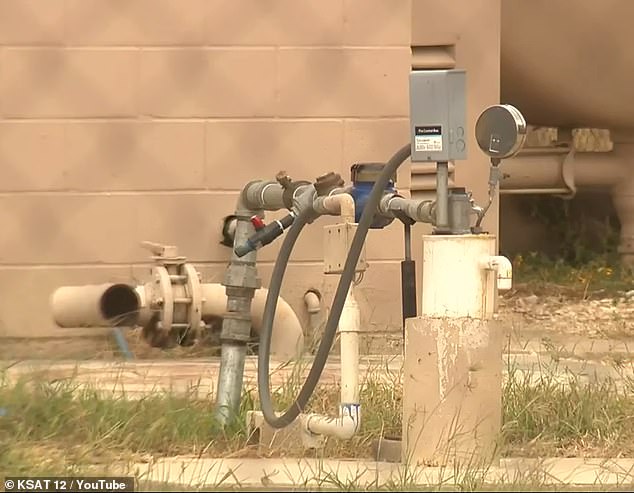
[{"xmin": 124, "ymin": 456, "xmax": 634, "ymax": 489}]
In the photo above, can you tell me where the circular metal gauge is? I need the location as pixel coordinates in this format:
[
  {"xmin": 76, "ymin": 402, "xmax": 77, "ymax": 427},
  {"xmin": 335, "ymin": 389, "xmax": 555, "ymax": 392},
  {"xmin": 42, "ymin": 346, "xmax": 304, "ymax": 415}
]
[{"xmin": 475, "ymin": 104, "xmax": 527, "ymax": 159}]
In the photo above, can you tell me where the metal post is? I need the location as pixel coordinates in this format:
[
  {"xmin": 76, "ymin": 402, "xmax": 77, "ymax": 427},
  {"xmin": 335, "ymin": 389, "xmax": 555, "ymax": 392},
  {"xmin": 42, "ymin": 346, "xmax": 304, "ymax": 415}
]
[{"xmin": 435, "ymin": 161, "xmax": 450, "ymax": 232}]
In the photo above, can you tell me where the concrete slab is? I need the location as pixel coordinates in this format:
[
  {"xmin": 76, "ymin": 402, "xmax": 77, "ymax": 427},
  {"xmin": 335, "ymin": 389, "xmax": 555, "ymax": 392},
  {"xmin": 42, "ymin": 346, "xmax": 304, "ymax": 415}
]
[{"xmin": 124, "ymin": 456, "xmax": 634, "ymax": 489}]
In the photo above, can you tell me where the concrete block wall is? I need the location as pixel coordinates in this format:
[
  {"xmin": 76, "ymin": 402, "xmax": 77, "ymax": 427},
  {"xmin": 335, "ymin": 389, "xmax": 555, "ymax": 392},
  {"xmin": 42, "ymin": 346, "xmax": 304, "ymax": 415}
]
[{"xmin": 0, "ymin": 0, "xmax": 414, "ymax": 338}]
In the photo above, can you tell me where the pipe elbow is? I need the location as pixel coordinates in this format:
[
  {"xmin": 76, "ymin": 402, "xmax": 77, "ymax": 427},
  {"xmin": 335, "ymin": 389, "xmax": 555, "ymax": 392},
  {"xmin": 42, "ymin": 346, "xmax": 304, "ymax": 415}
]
[
  {"xmin": 304, "ymin": 412, "xmax": 359, "ymax": 440},
  {"xmin": 315, "ymin": 193, "xmax": 356, "ymax": 223},
  {"xmin": 200, "ymin": 283, "xmax": 305, "ymax": 361},
  {"xmin": 481, "ymin": 255, "xmax": 513, "ymax": 291},
  {"xmin": 303, "ymin": 290, "xmax": 321, "ymax": 314}
]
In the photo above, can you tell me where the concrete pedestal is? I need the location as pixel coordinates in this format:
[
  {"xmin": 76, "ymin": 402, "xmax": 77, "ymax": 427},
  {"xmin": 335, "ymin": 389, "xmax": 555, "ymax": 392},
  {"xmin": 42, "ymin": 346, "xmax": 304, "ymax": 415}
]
[
  {"xmin": 402, "ymin": 234, "xmax": 505, "ymax": 467},
  {"xmin": 402, "ymin": 316, "xmax": 503, "ymax": 467}
]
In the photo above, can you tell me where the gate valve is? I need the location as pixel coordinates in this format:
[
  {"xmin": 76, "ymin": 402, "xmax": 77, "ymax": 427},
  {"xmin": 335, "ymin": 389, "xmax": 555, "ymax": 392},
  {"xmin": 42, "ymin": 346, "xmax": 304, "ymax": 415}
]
[{"xmin": 250, "ymin": 215, "xmax": 266, "ymax": 231}]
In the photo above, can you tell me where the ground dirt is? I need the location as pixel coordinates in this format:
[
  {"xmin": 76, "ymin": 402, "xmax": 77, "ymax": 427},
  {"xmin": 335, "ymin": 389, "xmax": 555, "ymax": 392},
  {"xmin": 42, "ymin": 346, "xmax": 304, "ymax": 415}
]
[{"xmin": 2, "ymin": 282, "xmax": 634, "ymax": 362}]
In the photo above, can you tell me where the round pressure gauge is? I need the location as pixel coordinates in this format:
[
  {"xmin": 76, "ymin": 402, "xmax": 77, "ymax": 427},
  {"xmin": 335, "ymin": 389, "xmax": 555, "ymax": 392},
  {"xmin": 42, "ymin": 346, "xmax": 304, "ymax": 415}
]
[{"xmin": 475, "ymin": 104, "xmax": 527, "ymax": 159}]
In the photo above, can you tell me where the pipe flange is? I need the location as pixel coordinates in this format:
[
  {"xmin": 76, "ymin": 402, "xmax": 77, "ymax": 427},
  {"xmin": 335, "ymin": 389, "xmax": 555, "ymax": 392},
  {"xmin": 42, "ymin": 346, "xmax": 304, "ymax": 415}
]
[
  {"xmin": 154, "ymin": 266, "xmax": 174, "ymax": 333},
  {"xmin": 182, "ymin": 263, "xmax": 203, "ymax": 346}
]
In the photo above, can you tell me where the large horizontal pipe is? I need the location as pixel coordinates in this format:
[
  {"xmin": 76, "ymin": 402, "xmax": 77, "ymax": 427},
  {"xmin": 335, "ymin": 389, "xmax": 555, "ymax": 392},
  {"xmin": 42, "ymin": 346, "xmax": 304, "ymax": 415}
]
[
  {"xmin": 199, "ymin": 284, "xmax": 305, "ymax": 360},
  {"xmin": 500, "ymin": 149, "xmax": 629, "ymax": 194},
  {"xmin": 51, "ymin": 283, "xmax": 140, "ymax": 328},
  {"xmin": 53, "ymin": 281, "xmax": 305, "ymax": 360}
]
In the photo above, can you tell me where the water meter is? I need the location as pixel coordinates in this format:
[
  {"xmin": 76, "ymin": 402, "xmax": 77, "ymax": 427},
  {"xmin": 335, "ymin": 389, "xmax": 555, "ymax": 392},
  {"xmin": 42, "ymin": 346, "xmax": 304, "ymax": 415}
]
[{"xmin": 350, "ymin": 163, "xmax": 397, "ymax": 229}]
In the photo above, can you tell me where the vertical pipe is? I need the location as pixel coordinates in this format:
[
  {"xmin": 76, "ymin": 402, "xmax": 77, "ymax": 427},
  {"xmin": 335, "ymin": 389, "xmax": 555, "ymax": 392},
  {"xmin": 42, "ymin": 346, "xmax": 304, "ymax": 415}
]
[
  {"xmin": 339, "ymin": 287, "xmax": 360, "ymax": 406},
  {"xmin": 214, "ymin": 212, "xmax": 259, "ymax": 426},
  {"xmin": 216, "ymin": 343, "xmax": 248, "ymax": 422},
  {"xmin": 401, "ymin": 223, "xmax": 417, "ymax": 340},
  {"xmin": 435, "ymin": 161, "xmax": 450, "ymax": 231},
  {"xmin": 112, "ymin": 327, "xmax": 134, "ymax": 360}
]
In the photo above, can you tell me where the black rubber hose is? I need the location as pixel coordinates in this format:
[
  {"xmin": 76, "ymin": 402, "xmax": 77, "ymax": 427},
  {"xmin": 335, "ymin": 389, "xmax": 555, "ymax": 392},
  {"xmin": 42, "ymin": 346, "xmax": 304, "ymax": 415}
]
[{"xmin": 258, "ymin": 143, "xmax": 412, "ymax": 429}]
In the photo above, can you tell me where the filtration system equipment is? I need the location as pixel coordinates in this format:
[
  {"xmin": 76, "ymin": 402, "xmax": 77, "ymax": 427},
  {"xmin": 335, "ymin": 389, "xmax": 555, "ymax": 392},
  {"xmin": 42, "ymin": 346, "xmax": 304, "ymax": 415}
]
[{"xmin": 49, "ymin": 68, "xmax": 527, "ymax": 466}]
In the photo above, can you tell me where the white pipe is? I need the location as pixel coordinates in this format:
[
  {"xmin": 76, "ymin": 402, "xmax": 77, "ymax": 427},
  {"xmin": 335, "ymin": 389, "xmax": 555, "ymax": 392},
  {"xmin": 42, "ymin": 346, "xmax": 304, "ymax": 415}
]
[
  {"xmin": 135, "ymin": 283, "xmax": 305, "ymax": 361},
  {"xmin": 303, "ymin": 412, "xmax": 358, "ymax": 440},
  {"xmin": 303, "ymin": 290, "xmax": 322, "ymax": 340},
  {"xmin": 303, "ymin": 291, "xmax": 321, "ymax": 314},
  {"xmin": 303, "ymin": 287, "xmax": 361, "ymax": 440},
  {"xmin": 201, "ymin": 283, "xmax": 304, "ymax": 361},
  {"xmin": 480, "ymin": 255, "xmax": 513, "ymax": 292},
  {"xmin": 339, "ymin": 287, "xmax": 360, "ymax": 405},
  {"xmin": 314, "ymin": 193, "xmax": 356, "ymax": 223}
]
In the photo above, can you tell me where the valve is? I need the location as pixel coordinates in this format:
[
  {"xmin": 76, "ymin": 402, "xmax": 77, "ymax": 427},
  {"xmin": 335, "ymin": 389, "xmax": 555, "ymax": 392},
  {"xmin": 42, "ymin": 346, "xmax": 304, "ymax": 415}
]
[
  {"xmin": 350, "ymin": 163, "xmax": 397, "ymax": 229},
  {"xmin": 138, "ymin": 241, "xmax": 205, "ymax": 349},
  {"xmin": 234, "ymin": 212, "xmax": 296, "ymax": 258},
  {"xmin": 250, "ymin": 215, "xmax": 266, "ymax": 231}
]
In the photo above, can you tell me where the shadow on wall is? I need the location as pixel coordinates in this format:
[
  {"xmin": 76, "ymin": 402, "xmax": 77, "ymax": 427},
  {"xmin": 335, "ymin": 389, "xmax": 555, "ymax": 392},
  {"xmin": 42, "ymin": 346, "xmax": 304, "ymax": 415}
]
[{"xmin": 500, "ymin": 192, "xmax": 621, "ymax": 263}]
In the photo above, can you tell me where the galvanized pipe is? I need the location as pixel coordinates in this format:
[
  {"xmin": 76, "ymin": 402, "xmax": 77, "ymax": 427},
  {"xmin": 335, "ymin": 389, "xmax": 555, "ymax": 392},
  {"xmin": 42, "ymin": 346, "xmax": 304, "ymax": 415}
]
[
  {"xmin": 214, "ymin": 179, "xmax": 288, "ymax": 427},
  {"xmin": 435, "ymin": 161, "xmax": 450, "ymax": 230}
]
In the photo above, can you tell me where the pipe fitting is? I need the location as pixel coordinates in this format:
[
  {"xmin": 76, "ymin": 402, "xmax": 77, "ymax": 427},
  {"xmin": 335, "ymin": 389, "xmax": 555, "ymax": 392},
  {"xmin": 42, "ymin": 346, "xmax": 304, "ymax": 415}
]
[
  {"xmin": 379, "ymin": 194, "xmax": 436, "ymax": 224},
  {"xmin": 303, "ymin": 290, "xmax": 321, "ymax": 314},
  {"xmin": 481, "ymin": 255, "xmax": 513, "ymax": 291},
  {"xmin": 303, "ymin": 404, "xmax": 361, "ymax": 440},
  {"xmin": 241, "ymin": 180, "xmax": 287, "ymax": 212},
  {"xmin": 313, "ymin": 193, "xmax": 356, "ymax": 223}
]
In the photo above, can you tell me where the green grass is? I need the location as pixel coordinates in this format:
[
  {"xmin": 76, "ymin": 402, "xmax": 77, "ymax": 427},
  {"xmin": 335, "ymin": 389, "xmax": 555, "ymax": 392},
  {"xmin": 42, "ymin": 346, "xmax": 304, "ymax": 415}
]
[
  {"xmin": 502, "ymin": 365, "xmax": 634, "ymax": 458},
  {"xmin": 510, "ymin": 251, "xmax": 634, "ymax": 299},
  {"xmin": 1, "ymin": 359, "xmax": 633, "ymax": 479}
]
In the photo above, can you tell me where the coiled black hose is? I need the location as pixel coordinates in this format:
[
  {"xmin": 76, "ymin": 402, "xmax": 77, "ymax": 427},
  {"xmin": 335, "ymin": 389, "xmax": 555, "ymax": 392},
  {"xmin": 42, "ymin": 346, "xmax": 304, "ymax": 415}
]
[{"xmin": 258, "ymin": 143, "xmax": 412, "ymax": 429}]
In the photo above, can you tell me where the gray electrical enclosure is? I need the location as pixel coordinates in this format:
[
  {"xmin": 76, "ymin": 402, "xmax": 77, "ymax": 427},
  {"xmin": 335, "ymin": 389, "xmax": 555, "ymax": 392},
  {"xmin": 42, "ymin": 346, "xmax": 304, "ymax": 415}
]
[{"xmin": 409, "ymin": 69, "xmax": 467, "ymax": 163}]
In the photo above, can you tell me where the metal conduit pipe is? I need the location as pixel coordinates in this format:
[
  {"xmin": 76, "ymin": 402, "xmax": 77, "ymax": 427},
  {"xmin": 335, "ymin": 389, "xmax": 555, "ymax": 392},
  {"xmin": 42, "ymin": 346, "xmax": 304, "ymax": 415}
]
[
  {"xmin": 214, "ymin": 178, "xmax": 314, "ymax": 426},
  {"xmin": 202, "ymin": 283, "xmax": 304, "ymax": 360}
]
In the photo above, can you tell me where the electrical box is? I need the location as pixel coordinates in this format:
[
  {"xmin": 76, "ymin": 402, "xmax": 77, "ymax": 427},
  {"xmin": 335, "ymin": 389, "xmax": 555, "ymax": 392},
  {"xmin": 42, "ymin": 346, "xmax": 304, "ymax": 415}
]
[
  {"xmin": 323, "ymin": 223, "xmax": 368, "ymax": 275},
  {"xmin": 409, "ymin": 69, "xmax": 467, "ymax": 163}
]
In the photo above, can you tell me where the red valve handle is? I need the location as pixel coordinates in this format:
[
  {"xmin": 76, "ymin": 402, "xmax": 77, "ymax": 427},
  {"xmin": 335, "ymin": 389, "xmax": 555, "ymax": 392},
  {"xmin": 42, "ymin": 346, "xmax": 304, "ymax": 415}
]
[{"xmin": 250, "ymin": 215, "xmax": 266, "ymax": 231}]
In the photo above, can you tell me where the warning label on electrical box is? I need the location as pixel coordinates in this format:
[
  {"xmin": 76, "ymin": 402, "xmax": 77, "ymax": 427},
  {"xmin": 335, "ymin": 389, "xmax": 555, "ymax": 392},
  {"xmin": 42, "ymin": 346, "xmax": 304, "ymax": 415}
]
[{"xmin": 414, "ymin": 125, "xmax": 443, "ymax": 152}]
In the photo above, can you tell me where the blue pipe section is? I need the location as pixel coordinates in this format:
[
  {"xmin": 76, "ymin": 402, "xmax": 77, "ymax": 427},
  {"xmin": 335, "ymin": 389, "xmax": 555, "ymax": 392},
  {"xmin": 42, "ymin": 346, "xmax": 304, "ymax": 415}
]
[
  {"xmin": 112, "ymin": 327, "xmax": 134, "ymax": 360},
  {"xmin": 350, "ymin": 166, "xmax": 397, "ymax": 229}
]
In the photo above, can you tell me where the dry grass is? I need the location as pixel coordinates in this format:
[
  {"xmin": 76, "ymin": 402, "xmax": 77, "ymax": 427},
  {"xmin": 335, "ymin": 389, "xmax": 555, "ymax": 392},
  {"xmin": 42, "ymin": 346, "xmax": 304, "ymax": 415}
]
[{"xmin": 1, "ymin": 356, "xmax": 633, "ymax": 480}]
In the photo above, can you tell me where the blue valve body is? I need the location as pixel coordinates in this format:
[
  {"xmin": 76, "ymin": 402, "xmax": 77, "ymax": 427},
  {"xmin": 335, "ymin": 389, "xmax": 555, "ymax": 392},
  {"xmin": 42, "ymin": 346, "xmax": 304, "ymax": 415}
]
[{"xmin": 350, "ymin": 179, "xmax": 396, "ymax": 229}]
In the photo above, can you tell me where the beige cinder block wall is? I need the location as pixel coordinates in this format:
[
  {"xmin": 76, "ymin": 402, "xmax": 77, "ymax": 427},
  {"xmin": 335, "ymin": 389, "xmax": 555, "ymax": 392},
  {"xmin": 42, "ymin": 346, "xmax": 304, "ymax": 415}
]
[{"xmin": 0, "ymin": 0, "xmax": 418, "ymax": 339}]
